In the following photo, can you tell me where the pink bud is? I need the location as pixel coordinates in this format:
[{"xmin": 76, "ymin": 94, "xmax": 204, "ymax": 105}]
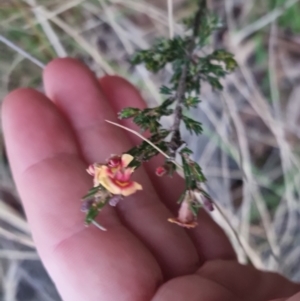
[
  {"xmin": 178, "ymin": 199, "xmax": 195, "ymax": 224},
  {"xmin": 156, "ymin": 166, "xmax": 167, "ymax": 177}
]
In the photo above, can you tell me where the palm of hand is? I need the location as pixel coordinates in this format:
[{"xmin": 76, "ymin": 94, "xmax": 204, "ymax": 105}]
[{"xmin": 3, "ymin": 59, "xmax": 299, "ymax": 301}]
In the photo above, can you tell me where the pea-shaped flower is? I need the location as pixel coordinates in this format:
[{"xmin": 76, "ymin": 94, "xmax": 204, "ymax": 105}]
[{"xmin": 87, "ymin": 154, "xmax": 142, "ymax": 197}]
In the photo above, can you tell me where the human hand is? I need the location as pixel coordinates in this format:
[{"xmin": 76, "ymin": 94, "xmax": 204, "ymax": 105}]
[{"xmin": 2, "ymin": 58, "xmax": 300, "ymax": 301}]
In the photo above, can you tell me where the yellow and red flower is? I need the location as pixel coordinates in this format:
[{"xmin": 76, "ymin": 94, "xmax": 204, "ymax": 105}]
[{"xmin": 87, "ymin": 154, "xmax": 142, "ymax": 197}]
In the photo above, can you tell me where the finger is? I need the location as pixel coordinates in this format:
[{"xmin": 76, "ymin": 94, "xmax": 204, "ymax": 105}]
[
  {"xmin": 197, "ymin": 260, "xmax": 300, "ymax": 301},
  {"xmin": 43, "ymin": 58, "xmax": 199, "ymax": 278},
  {"xmin": 2, "ymin": 88, "xmax": 162, "ymax": 301},
  {"xmin": 151, "ymin": 274, "xmax": 240, "ymax": 301},
  {"xmin": 99, "ymin": 75, "xmax": 236, "ymax": 261},
  {"xmin": 285, "ymin": 292, "xmax": 300, "ymax": 301},
  {"xmin": 153, "ymin": 261, "xmax": 300, "ymax": 301},
  {"xmin": 270, "ymin": 294, "xmax": 300, "ymax": 301}
]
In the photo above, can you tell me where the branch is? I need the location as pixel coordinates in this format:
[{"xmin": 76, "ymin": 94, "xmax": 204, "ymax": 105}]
[{"xmin": 169, "ymin": 0, "xmax": 207, "ymax": 156}]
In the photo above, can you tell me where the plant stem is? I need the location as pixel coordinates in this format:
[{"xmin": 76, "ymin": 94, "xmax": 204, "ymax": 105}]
[{"xmin": 169, "ymin": 0, "xmax": 207, "ymax": 157}]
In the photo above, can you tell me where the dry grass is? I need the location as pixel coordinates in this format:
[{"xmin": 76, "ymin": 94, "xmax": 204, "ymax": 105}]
[{"xmin": 1, "ymin": 0, "xmax": 300, "ymax": 299}]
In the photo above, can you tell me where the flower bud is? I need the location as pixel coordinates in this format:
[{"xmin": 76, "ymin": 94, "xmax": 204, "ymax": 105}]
[
  {"xmin": 168, "ymin": 191, "xmax": 197, "ymax": 228},
  {"xmin": 156, "ymin": 166, "xmax": 167, "ymax": 177}
]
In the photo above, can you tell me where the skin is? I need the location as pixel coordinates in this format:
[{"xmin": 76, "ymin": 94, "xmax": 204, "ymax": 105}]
[{"xmin": 2, "ymin": 58, "xmax": 300, "ymax": 301}]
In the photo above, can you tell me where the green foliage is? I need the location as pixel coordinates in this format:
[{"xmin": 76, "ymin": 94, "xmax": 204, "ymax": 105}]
[
  {"xmin": 83, "ymin": 0, "xmax": 237, "ymax": 227},
  {"xmin": 181, "ymin": 153, "xmax": 195, "ymax": 189},
  {"xmin": 197, "ymin": 50, "xmax": 238, "ymax": 90},
  {"xmin": 169, "ymin": 49, "xmax": 237, "ymax": 92},
  {"xmin": 126, "ymin": 100, "xmax": 174, "ymax": 133},
  {"xmin": 175, "ymin": 61, "xmax": 202, "ymax": 93},
  {"xmin": 191, "ymin": 161, "xmax": 206, "ymax": 182},
  {"xmin": 190, "ymin": 201, "xmax": 202, "ymax": 216},
  {"xmin": 183, "ymin": 11, "xmax": 221, "ymax": 45},
  {"xmin": 198, "ymin": 14, "xmax": 221, "ymax": 46},
  {"xmin": 181, "ymin": 150, "xmax": 206, "ymax": 190},
  {"xmin": 164, "ymin": 161, "xmax": 177, "ymax": 176},
  {"xmin": 85, "ymin": 198, "xmax": 110, "ymax": 225},
  {"xmin": 126, "ymin": 130, "xmax": 170, "ymax": 168},
  {"xmin": 118, "ymin": 107, "xmax": 140, "ymax": 119},
  {"xmin": 159, "ymin": 98, "xmax": 175, "ymax": 114},
  {"xmin": 118, "ymin": 98, "xmax": 174, "ymax": 133},
  {"xmin": 160, "ymin": 85, "xmax": 173, "ymax": 95},
  {"xmin": 177, "ymin": 191, "xmax": 187, "ymax": 204},
  {"xmin": 182, "ymin": 115, "xmax": 202, "ymax": 135},
  {"xmin": 131, "ymin": 10, "xmax": 237, "ymax": 94},
  {"xmin": 210, "ymin": 50, "xmax": 238, "ymax": 72},
  {"xmin": 183, "ymin": 96, "xmax": 201, "ymax": 109},
  {"xmin": 82, "ymin": 185, "xmax": 102, "ymax": 200},
  {"xmin": 180, "ymin": 147, "xmax": 193, "ymax": 155},
  {"xmin": 131, "ymin": 36, "xmax": 187, "ymax": 72},
  {"xmin": 132, "ymin": 111, "xmax": 161, "ymax": 133}
]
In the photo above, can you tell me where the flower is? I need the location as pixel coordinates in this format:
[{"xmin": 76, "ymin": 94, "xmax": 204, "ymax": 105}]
[
  {"xmin": 108, "ymin": 154, "xmax": 133, "ymax": 168},
  {"xmin": 168, "ymin": 191, "xmax": 197, "ymax": 228},
  {"xmin": 87, "ymin": 154, "xmax": 142, "ymax": 197}
]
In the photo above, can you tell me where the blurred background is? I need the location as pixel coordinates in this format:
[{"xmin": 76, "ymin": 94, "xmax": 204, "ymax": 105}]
[{"xmin": 1, "ymin": 0, "xmax": 300, "ymax": 300}]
